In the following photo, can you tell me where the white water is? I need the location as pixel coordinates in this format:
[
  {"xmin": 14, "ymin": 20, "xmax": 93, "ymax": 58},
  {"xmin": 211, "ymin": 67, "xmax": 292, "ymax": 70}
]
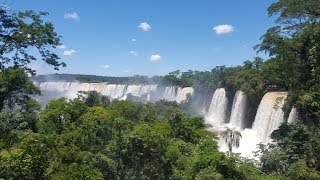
[
  {"xmin": 35, "ymin": 82, "xmax": 193, "ymax": 104},
  {"xmin": 230, "ymin": 92, "xmax": 287, "ymax": 157},
  {"xmin": 163, "ymin": 87, "xmax": 177, "ymax": 101},
  {"xmin": 206, "ymin": 88, "xmax": 228, "ymax": 126},
  {"xmin": 176, "ymin": 87, "xmax": 194, "ymax": 103},
  {"xmin": 252, "ymin": 92, "xmax": 287, "ymax": 143},
  {"xmin": 287, "ymin": 107, "xmax": 298, "ymax": 124},
  {"xmin": 205, "ymin": 91, "xmax": 288, "ymax": 158},
  {"xmin": 228, "ymin": 91, "xmax": 248, "ymax": 130}
]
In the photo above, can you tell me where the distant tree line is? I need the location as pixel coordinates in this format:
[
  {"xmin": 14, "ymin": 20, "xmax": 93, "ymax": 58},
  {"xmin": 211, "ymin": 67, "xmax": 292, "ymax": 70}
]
[{"xmin": 31, "ymin": 74, "xmax": 163, "ymax": 85}]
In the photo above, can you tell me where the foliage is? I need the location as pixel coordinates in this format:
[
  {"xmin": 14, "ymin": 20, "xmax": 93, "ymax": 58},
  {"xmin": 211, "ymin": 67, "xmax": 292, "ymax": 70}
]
[
  {"xmin": 2, "ymin": 0, "xmax": 320, "ymax": 179},
  {"xmin": 0, "ymin": 5, "xmax": 64, "ymax": 110},
  {"xmin": 0, "ymin": 6, "xmax": 65, "ymax": 72},
  {"xmin": 1, "ymin": 96, "xmax": 271, "ymax": 179}
]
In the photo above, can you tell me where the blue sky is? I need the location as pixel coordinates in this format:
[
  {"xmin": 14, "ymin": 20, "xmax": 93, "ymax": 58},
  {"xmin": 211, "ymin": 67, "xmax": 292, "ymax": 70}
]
[{"xmin": 12, "ymin": 0, "xmax": 277, "ymax": 77}]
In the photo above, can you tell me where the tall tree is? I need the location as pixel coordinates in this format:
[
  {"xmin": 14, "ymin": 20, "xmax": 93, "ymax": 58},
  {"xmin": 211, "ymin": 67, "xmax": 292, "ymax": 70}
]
[
  {"xmin": 0, "ymin": 4, "xmax": 65, "ymax": 109},
  {"xmin": 256, "ymin": 0, "xmax": 320, "ymax": 123}
]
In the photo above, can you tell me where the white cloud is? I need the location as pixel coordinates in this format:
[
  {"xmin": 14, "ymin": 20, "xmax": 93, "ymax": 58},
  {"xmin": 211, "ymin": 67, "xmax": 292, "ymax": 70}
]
[
  {"xmin": 131, "ymin": 38, "xmax": 137, "ymax": 42},
  {"xmin": 64, "ymin": 12, "xmax": 80, "ymax": 20},
  {"xmin": 150, "ymin": 54, "xmax": 161, "ymax": 62},
  {"xmin": 138, "ymin": 22, "xmax": 151, "ymax": 32},
  {"xmin": 63, "ymin": 50, "xmax": 76, "ymax": 56},
  {"xmin": 129, "ymin": 50, "xmax": 139, "ymax": 57},
  {"xmin": 57, "ymin": 44, "xmax": 66, "ymax": 49},
  {"xmin": 100, "ymin": 64, "xmax": 110, "ymax": 69},
  {"xmin": 213, "ymin": 24, "xmax": 234, "ymax": 35},
  {"xmin": 124, "ymin": 70, "xmax": 130, "ymax": 73}
]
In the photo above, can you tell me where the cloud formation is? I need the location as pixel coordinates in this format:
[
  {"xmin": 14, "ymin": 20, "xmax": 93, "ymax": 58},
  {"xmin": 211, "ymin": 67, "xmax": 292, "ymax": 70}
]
[
  {"xmin": 131, "ymin": 38, "xmax": 137, "ymax": 42},
  {"xmin": 64, "ymin": 12, "xmax": 80, "ymax": 20},
  {"xmin": 100, "ymin": 65, "xmax": 110, "ymax": 69},
  {"xmin": 150, "ymin": 54, "xmax": 161, "ymax": 62},
  {"xmin": 213, "ymin": 24, "xmax": 234, "ymax": 35},
  {"xmin": 138, "ymin": 22, "xmax": 151, "ymax": 31},
  {"xmin": 63, "ymin": 50, "xmax": 76, "ymax": 56},
  {"xmin": 129, "ymin": 50, "xmax": 139, "ymax": 57},
  {"xmin": 123, "ymin": 70, "xmax": 130, "ymax": 73}
]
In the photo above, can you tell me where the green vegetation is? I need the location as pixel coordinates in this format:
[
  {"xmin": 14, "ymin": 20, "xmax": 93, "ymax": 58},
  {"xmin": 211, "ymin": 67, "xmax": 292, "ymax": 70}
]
[
  {"xmin": 2, "ymin": 94, "xmax": 268, "ymax": 179},
  {"xmin": 2, "ymin": 0, "xmax": 320, "ymax": 179}
]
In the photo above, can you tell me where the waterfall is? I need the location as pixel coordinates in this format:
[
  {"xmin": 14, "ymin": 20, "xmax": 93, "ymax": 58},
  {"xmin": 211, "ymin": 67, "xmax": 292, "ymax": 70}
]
[
  {"xmin": 103, "ymin": 84, "xmax": 127, "ymax": 99},
  {"xmin": 228, "ymin": 91, "xmax": 248, "ymax": 130},
  {"xmin": 252, "ymin": 92, "xmax": 287, "ymax": 143},
  {"xmin": 176, "ymin": 87, "xmax": 194, "ymax": 103},
  {"xmin": 89, "ymin": 83, "xmax": 108, "ymax": 92},
  {"xmin": 288, "ymin": 107, "xmax": 298, "ymax": 124},
  {"xmin": 35, "ymin": 82, "xmax": 192, "ymax": 105},
  {"xmin": 220, "ymin": 92, "xmax": 288, "ymax": 157},
  {"xmin": 125, "ymin": 85, "xmax": 142, "ymax": 97},
  {"xmin": 36, "ymin": 81, "xmax": 293, "ymax": 158},
  {"xmin": 163, "ymin": 87, "xmax": 177, "ymax": 101},
  {"xmin": 206, "ymin": 88, "xmax": 228, "ymax": 126},
  {"xmin": 140, "ymin": 85, "xmax": 157, "ymax": 96}
]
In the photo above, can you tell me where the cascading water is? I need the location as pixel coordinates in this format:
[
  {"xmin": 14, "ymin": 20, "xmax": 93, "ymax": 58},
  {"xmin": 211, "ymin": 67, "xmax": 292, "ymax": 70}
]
[
  {"xmin": 176, "ymin": 87, "xmax": 194, "ymax": 103},
  {"xmin": 124, "ymin": 85, "xmax": 142, "ymax": 97},
  {"xmin": 35, "ymin": 82, "xmax": 192, "ymax": 105},
  {"xmin": 228, "ymin": 91, "xmax": 248, "ymax": 130},
  {"xmin": 205, "ymin": 88, "xmax": 228, "ymax": 127},
  {"xmin": 287, "ymin": 107, "xmax": 298, "ymax": 124},
  {"xmin": 103, "ymin": 84, "xmax": 127, "ymax": 99},
  {"xmin": 163, "ymin": 87, "xmax": 177, "ymax": 101},
  {"xmin": 252, "ymin": 92, "xmax": 287, "ymax": 143},
  {"xmin": 225, "ymin": 92, "xmax": 288, "ymax": 157}
]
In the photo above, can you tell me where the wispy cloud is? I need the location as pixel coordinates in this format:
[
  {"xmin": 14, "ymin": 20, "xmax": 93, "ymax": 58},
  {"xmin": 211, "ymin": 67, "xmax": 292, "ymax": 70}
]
[
  {"xmin": 63, "ymin": 50, "xmax": 76, "ymax": 56},
  {"xmin": 129, "ymin": 50, "xmax": 139, "ymax": 57},
  {"xmin": 123, "ymin": 70, "xmax": 130, "ymax": 73},
  {"xmin": 100, "ymin": 64, "xmax": 110, "ymax": 69},
  {"xmin": 150, "ymin": 54, "xmax": 161, "ymax": 62},
  {"xmin": 64, "ymin": 12, "xmax": 80, "ymax": 20},
  {"xmin": 138, "ymin": 22, "xmax": 151, "ymax": 32},
  {"xmin": 131, "ymin": 38, "xmax": 137, "ymax": 42},
  {"xmin": 213, "ymin": 24, "xmax": 234, "ymax": 35}
]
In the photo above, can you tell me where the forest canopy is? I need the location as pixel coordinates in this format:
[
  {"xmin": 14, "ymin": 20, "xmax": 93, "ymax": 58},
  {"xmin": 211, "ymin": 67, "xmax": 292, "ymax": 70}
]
[{"xmin": 2, "ymin": 0, "xmax": 320, "ymax": 179}]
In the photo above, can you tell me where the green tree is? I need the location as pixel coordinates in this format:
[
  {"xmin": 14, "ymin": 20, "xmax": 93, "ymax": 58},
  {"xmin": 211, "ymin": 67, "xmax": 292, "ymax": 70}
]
[
  {"xmin": 0, "ymin": 68, "xmax": 40, "ymax": 110},
  {"xmin": 256, "ymin": 0, "xmax": 320, "ymax": 122},
  {"xmin": 0, "ymin": 5, "xmax": 65, "ymax": 109},
  {"xmin": 79, "ymin": 91, "xmax": 111, "ymax": 107},
  {"xmin": 0, "ymin": 6, "xmax": 65, "ymax": 71}
]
